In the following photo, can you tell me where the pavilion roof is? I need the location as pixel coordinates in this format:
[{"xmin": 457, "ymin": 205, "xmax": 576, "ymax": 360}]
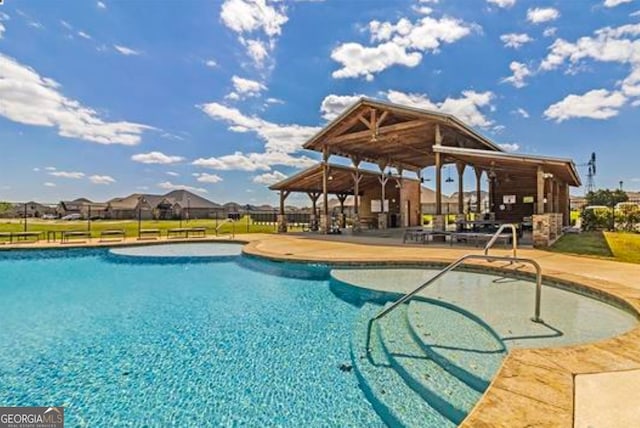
[
  {"xmin": 269, "ymin": 163, "xmax": 417, "ymax": 195},
  {"xmin": 303, "ymin": 98, "xmax": 503, "ymax": 172},
  {"xmin": 433, "ymin": 146, "xmax": 582, "ymax": 187}
]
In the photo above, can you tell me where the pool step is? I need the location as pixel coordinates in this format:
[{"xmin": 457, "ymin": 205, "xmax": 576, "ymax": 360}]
[
  {"xmin": 351, "ymin": 304, "xmax": 456, "ymax": 428},
  {"xmin": 377, "ymin": 304, "xmax": 482, "ymax": 425},
  {"xmin": 407, "ymin": 299, "xmax": 507, "ymax": 392}
]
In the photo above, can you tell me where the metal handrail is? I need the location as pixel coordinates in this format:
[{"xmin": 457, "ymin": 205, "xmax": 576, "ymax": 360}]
[
  {"xmin": 365, "ymin": 253, "xmax": 544, "ymax": 354},
  {"xmin": 215, "ymin": 219, "xmax": 235, "ymax": 239},
  {"xmin": 483, "ymin": 223, "xmax": 518, "ymax": 258}
]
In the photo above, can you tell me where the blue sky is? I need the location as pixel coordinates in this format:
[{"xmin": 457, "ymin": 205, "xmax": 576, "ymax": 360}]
[{"xmin": 0, "ymin": 0, "xmax": 639, "ymax": 206}]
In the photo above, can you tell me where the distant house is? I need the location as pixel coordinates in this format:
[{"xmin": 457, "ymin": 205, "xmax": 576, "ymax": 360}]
[
  {"xmin": 57, "ymin": 198, "xmax": 107, "ymax": 219},
  {"xmin": 10, "ymin": 201, "xmax": 55, "ymax": 218},
  {"xmin": 104, "ymin": 190, "xmax": 223, "ymax": 220}
]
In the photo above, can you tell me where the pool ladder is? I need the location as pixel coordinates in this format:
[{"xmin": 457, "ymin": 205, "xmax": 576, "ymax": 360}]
[{"xmin": 366, "ymin": 224, "xmax": 544, "ymax": 355}]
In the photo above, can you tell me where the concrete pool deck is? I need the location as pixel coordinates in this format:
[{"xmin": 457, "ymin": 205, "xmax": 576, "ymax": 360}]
[{"xmin": 2, "ymin": 233, "xmax": 640, "ymax": 426}]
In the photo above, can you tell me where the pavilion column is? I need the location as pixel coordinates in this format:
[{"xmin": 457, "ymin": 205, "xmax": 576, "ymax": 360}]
[
  {"xmin": 474, "ymin": 167, "xmax": 483, "ymax": 214},
  {"xmin": 456, "ymin": 162, "xmax": 465, "ymax": 215},
  {"xmin": 307, "ymin": 192, "xmax": 320, "ymax": 231},
  {"xmin": 417, "ymin": 169, "xmax": 424, "ymax": 226},
  {"xmin": 378, "ymin": 161, "xmax": 389, "ymax": 229},
  {"xmin": 434, "ymin": 124, "xmax": 443, "ymax": 216},
  {"xmin": 337, "ymin": 193, "xmax": 348, "ymax": 228},
  {"xmin": 536, "ymin": 166, "xmax": 545, "ymax": 215},
  {"xmin": 553, "ymin": 180, "xmax": 560, "ymax": 214},
  {"xmin": 433, "ymin": 124, "xmax": 445, "ymax": 236},
  {"xmin": 351, "ymin": 157, "xmax": 363, "ymax": 231},
  {"xmin": 278, "ymin": 190, "xmax": 290, "ymax": 233},
  {"xmin": 321, "ymin": 146, "xmax": 330, "ymax": 234}
]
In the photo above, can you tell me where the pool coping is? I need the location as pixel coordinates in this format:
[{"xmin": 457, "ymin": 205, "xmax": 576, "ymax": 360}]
[{"xmin": 240, "ymin": 236, "xmax": 640, "ymax": 427}]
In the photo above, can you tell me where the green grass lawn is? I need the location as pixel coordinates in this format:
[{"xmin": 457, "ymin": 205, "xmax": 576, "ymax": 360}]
[
  {"xmin": 550, "ymin": 230, "xmax": 640, "ymax": 264},
  {"xmin": 603, "ymin": 232, "xmax": 640, "ymax": 264},
  {"xmin": 0, "ymin": 216, "xmax": 280, "ymax": 239}
]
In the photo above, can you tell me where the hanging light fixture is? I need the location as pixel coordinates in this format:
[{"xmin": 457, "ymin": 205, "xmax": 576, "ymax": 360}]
[{"xmin": 445, "ymin": 166, "xmax": 454, "ymax": 183}]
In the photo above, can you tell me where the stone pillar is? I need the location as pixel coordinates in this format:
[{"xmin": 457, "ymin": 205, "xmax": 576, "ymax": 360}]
[
  {"xmin": 533, "ymin": 214, "xmax": 550, "ymax": 247},
  {"xmin": 320, "ymin": 214, "xmax": 330, "ymax": 233},
  {"xmin": 432, "ymin": 214, "xmax": 446, "ymax": 241},
  {"xmin": 377, "ymin": 213, "xmax": 388, "ymax": 229}
]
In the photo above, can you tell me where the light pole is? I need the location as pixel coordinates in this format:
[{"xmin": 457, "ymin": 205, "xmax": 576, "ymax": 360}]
[
  {"xmin": 23, "ymin": 203, "xmax": 28, "ymax": 232},
  {"xmin": 87, "ymin": 204, "xmax": 92, "ymax": 233},
  {"xmin": 187, "ymin": 197, "xmax": 191, "ymax": 224},
  {"xmin": 619, "ymin": 181, "xmax": 624, "ymax": 191},
  {"xmin": 245, "ymin": 204, "xmax": 251, "ymax": 233},
  {"xmin": 137, "ymin": 196, "xmax": 143, "ymax": 237}
]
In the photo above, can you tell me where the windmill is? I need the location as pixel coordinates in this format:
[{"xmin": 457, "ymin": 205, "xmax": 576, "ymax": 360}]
[{"xmin": 583, "ymin": 152, "xmax": 597, "ymax": 194}]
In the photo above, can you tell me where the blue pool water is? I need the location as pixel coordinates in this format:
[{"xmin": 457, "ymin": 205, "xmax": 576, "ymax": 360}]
[{"xmin": 0, "ymin": 247, "xmax": 384, "ymax": 427}]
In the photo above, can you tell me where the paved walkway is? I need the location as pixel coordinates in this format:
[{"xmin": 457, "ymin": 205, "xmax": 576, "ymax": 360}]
[{"xmin": 2, "ymin": 234, "xmax": 640, "ymax": 426}]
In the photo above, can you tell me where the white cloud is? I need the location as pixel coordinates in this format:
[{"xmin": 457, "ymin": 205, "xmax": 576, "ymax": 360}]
[
  {"xmin": 166, "ymin": 171, "xmax": 180, "ymax": 177},
  {"xmin": 513, "ymin": 107, "xmax": 530, "ymax": 118},
  {"xmin": 253, "ymin": 170, "xmax": 287, "ymax": 185},
  {"xmin": 331, "ymin": 15, "xmax": 475, "ymax": 80},
  {"xmin": 500, "ymin": 33, "xmax": 534, "ymax": 49},
  {"xmin": 60, "ymin": 20, "xmax": 72, "ymax": 30},
  {"xmin": 97, "ymin": 1, "xmax": 107, "ymax": 9},
  {"xmin": 265, "ymin": 97, "xmax": 284, "ymax": 104},
  {"xmin": 44, "ymin": 182, "xmax": 56, "ymax": 187},
  {"xmin": 543, "ymin": 27, "xmax": 557, "ymax": 38},
  {"xmin": 205, "ymin": 59, "xmax": 217, "ymax": 68},
  {"xmin": 89, "ymin": 175, "xmax": 115, "ymax": 184},
  {"xmin": 49, "ymin": 171, "xmax": 85, "ymax": 179},
  {"xmin": 0, "ymin": 54, "xmax": 152, "ymax": 145},
  {"xmin": 631, "ymin": 10, "xmax": 640, "ymax": 17},
  {"xmin": 544, "ymin": 89, "xmax": 627, "ymax": 121},
  {"xmin": 605, "ymin": 0, "xmax": 633, "ymax": 7},
  {"xmin": 527, "ymin": 7, "xmax": 560, "ymax": 24},
  {"xmin": 194, "ymin": 173, "xmax": 223, "ymax": 183},
  {"xmin": 539, "ymin": 23, "xmax": 640, "ymax": 102},
  {"xmin": 198, "ymin": 102, "xmax": 320, "ymax": 154},
  {"xmin": 114, "ymin": 45, "xmax": 141, "ymax": 56},
  {"xmin": 498, "ymin": 143, "xmax": 520, "ymax": 152},
  {"xmin": 226, "ymin": 75, "xmax": 266, "ymax": 100},
  {"xmin": 77, "ymin": 31, "xmax": 92, "ymax": 40},
  {"xmin": 45, "ymin": 166, "xmax": 57, "ymax": 171},
  {"xmin": 33, "ymin": 167, "xmax": 40, "ymax": 172},
  {"xmin": 487, "ymin": 0, "xmax": 516, "ymax": 8},
  {"xmin": 0, "ymin": 23, "xmax": 4, "ymax": 39},
  {"xmin": 131, "ymin": 151, "xmax": 185, "ymax": 164},
  {"xmin": 157, "ymin": 181, "xmax": 207, "ymax": 193},
  {"xmin": 384, "ymin": 89, "xmax": 495, "ymax": 128},
  {"xmin": 193, "ymin": 151, "xmax": 316, "ymax": 171},
  {"xmin": 220, "ymin": 0, "xmax": 288, "ymax": 68},
  {"xmin": 501, "ymin": 61, "xmax": 532, "ymax": 88},
  {"xmin": 320, "ymin": 94, "xmax": 363, "ymax": 120}
]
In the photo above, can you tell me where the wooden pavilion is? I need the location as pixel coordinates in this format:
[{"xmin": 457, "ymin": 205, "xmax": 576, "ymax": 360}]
[{"xmin": 270, "ymin": 98, "xmax": 581, "ymax": 247}]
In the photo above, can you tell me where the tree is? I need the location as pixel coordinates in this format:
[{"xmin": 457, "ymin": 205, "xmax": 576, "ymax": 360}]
[
  {"xmin": 585, "ymin": 189, "xmax": 628, "ymax": 207},
  {"xmin": 0, "ymin": 202, "xmax": 12, "ymax": 216}
]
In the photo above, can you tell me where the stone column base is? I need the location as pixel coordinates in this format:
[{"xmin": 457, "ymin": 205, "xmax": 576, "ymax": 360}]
[
  {"xmin": 352, "ymin": 214, "xmax": 361, "ymax": 232},
  {"xmin": 337, "ymin": 213, "xmax": 346, "ymax": 228},
  {"xmin": 432, "ymin": 214, "xmax": 446, "ymax": 242},
  {"xmin": 277, "ymin": 214, "xmax": 288, "ymax": 233},
  {"xmin": 377, "ymin": 213, "xmax": 388, "ymax": 229},
  {"xmin": 310, "ymin": 214, "xmax": 318, "ymax": 231},
  {"xmin": 320, "ymin": 214, "xmax": 330, "ymax": 234}
]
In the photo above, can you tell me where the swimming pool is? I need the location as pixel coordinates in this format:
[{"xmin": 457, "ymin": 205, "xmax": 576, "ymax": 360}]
[
  {"xmin": 0, "ymin": 246, "xmax": 383, "ymax": 427},
  {"xmin": 0, "ymin": 243, "xmax": 636, "ymax": 427}
]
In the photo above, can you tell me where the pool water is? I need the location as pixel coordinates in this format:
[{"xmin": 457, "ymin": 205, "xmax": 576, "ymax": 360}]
[{"xmin": 0, "ymin": 248, "xmax": 384, "ymax": 427}]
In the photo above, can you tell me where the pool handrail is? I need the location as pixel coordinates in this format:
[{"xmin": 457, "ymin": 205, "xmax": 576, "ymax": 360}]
[
  {"xmin": 215, "ymin": 218, "xmax": 235, "ymax": 239},
  {"xmin": 365, "ymin": 252, "xmax": 544, "ymax": 355},
  {"xmin": 483, "ymin": 223, "xmax": 518, "ymax": 258}
]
